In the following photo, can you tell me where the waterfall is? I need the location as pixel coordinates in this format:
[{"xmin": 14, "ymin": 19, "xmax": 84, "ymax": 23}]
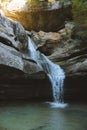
[{"xmin": 28, "ymin": 37, "xmax": 67, "ymax": 108}]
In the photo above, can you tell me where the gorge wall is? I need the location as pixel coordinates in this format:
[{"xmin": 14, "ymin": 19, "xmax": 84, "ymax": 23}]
[
  {"xmin": 0, "ymin": 0, "xmax": 87, "ymax": 102},
  {"xmin": 0, "ymin": 0, "xmax": 72, "ymax": 32}
]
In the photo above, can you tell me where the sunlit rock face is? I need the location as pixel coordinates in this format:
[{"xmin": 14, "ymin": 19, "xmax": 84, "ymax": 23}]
[
  {"xmin": 0, "ymin": 13, "xmax": 47, "ymax": 80},
  {"xmin": 30, "ymin": 30, "xmax": 66, "ymax": 55},
  {"xmin": 1, "ymin": 0, "xmax": 72, "ymax": 31},
  {"xmin": 0, "ymin": 13, "xmax": 28, "ymax": 51},
  {"xmin": 0, "ymin": 14, "xmax": 52, "ymax": 100}
]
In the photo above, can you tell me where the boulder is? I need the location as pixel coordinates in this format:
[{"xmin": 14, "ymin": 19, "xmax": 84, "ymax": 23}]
[
  {"xmin": 0, "ymin": 13, "xmax": 28, "ymax": 51},
  {"xmin": 0, "ymin": 0, "xmax": 72, "ymax": 31},
  {"xmin": 30, "ymin": 25, "xmax": 72, "ymax": 55},
  {"xmin": 31, "ymin": 29, "xmax": 67, "ymax": 55}
]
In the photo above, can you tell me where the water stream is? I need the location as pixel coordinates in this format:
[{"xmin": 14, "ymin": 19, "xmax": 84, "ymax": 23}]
[{"xmin": 28, "ymin": 37, "xmax": 67, "ymax": 108}]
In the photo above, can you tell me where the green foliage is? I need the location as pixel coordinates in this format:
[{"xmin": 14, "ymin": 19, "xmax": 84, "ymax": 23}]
[
  {"xmin": 71, "ymin": 0, "xmax": 87, "ymax": 40},
  {"xmin": 72, "ymin": 0, "xmax": 87, "ymax": 22}
]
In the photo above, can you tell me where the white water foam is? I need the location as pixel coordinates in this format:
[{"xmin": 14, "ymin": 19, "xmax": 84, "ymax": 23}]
[
  {"xmin": 46, "ymin": 102, "xmax": 68, "ymax": 108},
  {"xmin": 28, "ymin": 37, "xmax": 67, "ymax": 108}
]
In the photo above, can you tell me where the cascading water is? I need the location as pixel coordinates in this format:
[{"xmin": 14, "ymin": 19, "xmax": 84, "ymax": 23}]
[{"xmin": 28, "ymin": 37, "xmax": 67, "ymax": 108}]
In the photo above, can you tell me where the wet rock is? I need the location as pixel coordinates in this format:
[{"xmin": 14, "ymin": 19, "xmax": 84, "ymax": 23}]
[{"xmin": 0, "ymin": 42, "xmax": 45, "ymax": 79}]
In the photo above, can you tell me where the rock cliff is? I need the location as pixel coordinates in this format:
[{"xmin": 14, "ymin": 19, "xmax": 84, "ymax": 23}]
[
  {"xmin": 0, "ymin": 2, "xmax": 87, "ymax": 102},
  {"xmin": 0, "ymin": 0, "xmax": 72, "ymax": 31},
  {"xmin": 0, "ymin": 14, "xmax": 52, "ymax": 100}
]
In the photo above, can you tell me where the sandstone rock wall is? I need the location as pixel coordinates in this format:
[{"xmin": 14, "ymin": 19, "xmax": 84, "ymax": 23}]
[
  {"xmin": 1, "ymin": 0, "xmax": 72, "ymax": 31},
  {"xmin": 0, "ymin": 14, "xmax": 52, "ymax": 100}
]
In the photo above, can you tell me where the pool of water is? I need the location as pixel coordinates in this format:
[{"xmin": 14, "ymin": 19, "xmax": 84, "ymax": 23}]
[{"xmin": 0, "ymin": 101, "xmax": 87, "ymax": 130}]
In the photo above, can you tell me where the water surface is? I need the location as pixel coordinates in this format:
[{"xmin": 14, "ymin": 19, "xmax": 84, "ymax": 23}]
[{"xmin": 0, "ymin": 101, "xmax": 87, "ymax": 130}]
